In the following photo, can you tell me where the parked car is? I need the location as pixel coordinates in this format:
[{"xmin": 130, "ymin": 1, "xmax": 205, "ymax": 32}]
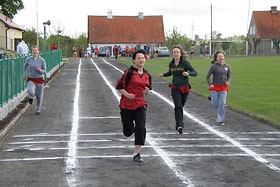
[
  {"xmin": 98, "ymin": 47, "xmax": 110, "ymax": 57},
  {"xmin": 158, "ymin": 47, "xmax": 170, "ymax": 57}
]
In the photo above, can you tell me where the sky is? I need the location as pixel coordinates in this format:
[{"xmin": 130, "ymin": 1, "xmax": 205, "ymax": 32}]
[{"xmin": 13, "ymin": 0, "xmax": 280, "ymax": 39}]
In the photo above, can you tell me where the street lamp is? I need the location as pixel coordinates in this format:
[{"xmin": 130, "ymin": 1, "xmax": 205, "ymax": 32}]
[
  {"xmin": 57, "ymin": 29, "xmax": 62, "ymax": 49},
  {"xmin": 43, "ymin": 20, "xmax": 51, "ymax": 55}
]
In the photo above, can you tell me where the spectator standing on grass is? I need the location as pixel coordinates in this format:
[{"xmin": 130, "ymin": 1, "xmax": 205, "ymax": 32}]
[
  {"xmin": 23, "ymin": 45, "xmax": 46, "ymax": 115},
  {"xmin": 206, "ymin": 50, "xmax": 231, "ymax": 126},
  {"xmin": 205, "ymin": 44, "xmax": 209, "ymax": 59},
  {"xmin": 190, "ymin": 44, "xmax": 195, "ymax": 58},
  {"xmin": 200, "ymin": 43, "xmax": 204, "ymax": 58},
  {"xmin": 115, "ymin": 49, "xmax": 152, "ymax": 164},
  {"xmin": 159, "ymin": 45, "xmax": 197, "ymax": 134}
]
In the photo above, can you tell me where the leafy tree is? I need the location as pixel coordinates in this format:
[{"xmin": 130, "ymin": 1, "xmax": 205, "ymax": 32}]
[
  {"xmin": 165, "ymin": 27, "xmax": 192, "ymax": 51},
  {"xmin": 0, "ymin": 0, "xmax": 24, "ymax": 19},
  {"xmin": 23, "ymin": 28, "xmax": 43, "ymax": 51}
]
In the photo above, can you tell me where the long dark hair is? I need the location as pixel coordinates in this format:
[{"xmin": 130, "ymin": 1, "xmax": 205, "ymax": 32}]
[{"xmin": 211, "ymin": 50, "xmax": 225, "ymax": 64}]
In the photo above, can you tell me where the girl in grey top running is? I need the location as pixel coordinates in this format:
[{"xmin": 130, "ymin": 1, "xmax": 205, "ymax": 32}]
[
  {"xmin": 23, "ymin": 45, "xmax": 46, "ymax": 115},
  {"xmin": 206, "ymin": 50, "xmax": 231, "ymax": 126}
]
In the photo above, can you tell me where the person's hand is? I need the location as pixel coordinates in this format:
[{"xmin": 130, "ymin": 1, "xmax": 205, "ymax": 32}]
[
  {"xmin": 158, "ymin": 73, "xmax": 163, "ymax": 78},
  {"xmin": 23, "ymin": 76, "xmax": 26, "ymax": 80},
  {"xmin": 182, "ymin": 72, "xmax": 189, "ymax": 76},
  {"xmin": 226, "ymin": 81, "xmax": 230, "ymax": 86},
  {"xmin": 125, "ymin": 93, "xmax": 135, "ymax": 99},
  {"xmin": 36, "ymin": 67, "xmax": 40, "ymax": 71},
  {"xmin": 143, "ymin": 87, "xmax": 150, "ymax": 95},
  {"xmin": 209, "ymin": 84, "xmax": 214, "ymax": 89}
]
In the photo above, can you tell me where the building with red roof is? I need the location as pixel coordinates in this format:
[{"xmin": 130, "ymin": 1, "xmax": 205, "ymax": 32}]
[
  {"xmin": 247, "ymin": 6, "xmax": 280, "ymax": 54},
  {"xmin": 88, "ymin": 11, "xmax": 165, "ymax": 56}
]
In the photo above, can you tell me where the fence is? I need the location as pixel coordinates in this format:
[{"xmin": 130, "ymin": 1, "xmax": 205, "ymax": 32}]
[{"xmin": 0, "ymin": 49, "xmax": 62, "ymax": 108}]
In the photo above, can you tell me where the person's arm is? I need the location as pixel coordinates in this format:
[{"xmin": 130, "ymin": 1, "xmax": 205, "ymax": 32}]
[
  {"xmin": 23, "ymin": 59, "xmax": 28, "ymax": 80},
  {"xmin": 36, "ymin": 58, "xmax": 46, "ymax": 74},
  {"xmin": 118, "ymin": 89, "xmax": 135, "ymax": 99},
  {"xmin": 159, "ymin": 64, "xmax": 172, "ymax": 77},
  {"xmin": 226, "ymin": 65, "xmax": 231, "ymax": 85},
  {"xmin": 184, "ymin": 61, "xmax": 197, "ymax": 77},
  {"xmin": 206, "ymin": 66, "xmax": 214, "ymax": 86}
]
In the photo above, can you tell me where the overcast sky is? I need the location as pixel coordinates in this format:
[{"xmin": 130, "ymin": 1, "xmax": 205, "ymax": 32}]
[{"xmin": 13, "ymin": 0, "xmax": 280, "ymax": 39}]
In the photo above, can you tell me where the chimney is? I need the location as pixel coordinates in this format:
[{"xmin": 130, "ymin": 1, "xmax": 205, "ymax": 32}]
[
  {"xmin": 271, "ymin": 6, "xmax": 277, "ymax": 14},
  {"xmin": 138, "ymin": 12, "xmax": 144, "ymax": 20},
  {"xmin": 107, "ymin": 9, "xmax": 112, "ymax": 19}
]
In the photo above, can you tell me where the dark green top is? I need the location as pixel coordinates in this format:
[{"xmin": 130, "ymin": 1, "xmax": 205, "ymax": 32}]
[{"xmin": 163, "ymin": 59, "xmax": 197, "ymax": 87}]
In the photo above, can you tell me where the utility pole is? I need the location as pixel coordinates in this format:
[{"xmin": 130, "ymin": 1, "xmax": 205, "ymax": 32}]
[{"xmin": 211, "ymin": 4, "xmax": 213, "ymax": 41}]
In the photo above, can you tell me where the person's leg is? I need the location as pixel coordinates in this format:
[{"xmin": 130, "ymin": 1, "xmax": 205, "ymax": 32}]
[
  {"xmin": 133, "ymin": 106, "xmax": 146, "ymax": 163},
  {"xmin": 35, "ymin": 83, "xmax": 44, "ymax": 114},
  {"xmin": 172, "ymin": 89, "xmax": 183, "ymax": 130},
  {"xmin": 120, "ymin": 109, "xmax": 134, "ymax": 137},
  {"xmin": 180, "ymin": 92, "xmax": 189, "ymax": 129},
  {"xmin": 217, "ymin": 91, "xmax": 227, "ymax": 124},
  {"xmin": 134, "ymin": 106, "xmax": 146, "ymax": 147},
  {"xmin": 27, "ymin": 81, "xmax": 36, "ymax": 104}
]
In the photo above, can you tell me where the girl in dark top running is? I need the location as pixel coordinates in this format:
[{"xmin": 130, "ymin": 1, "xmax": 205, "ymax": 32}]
[{"xmin": 159, "ymin": 45, "xmax": 197, "ymax": 134}]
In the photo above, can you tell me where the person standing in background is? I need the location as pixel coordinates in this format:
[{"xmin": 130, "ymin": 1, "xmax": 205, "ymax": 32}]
[{"xmin": 17, "ymin": 39, "xmax": 29, "ymax": 56}]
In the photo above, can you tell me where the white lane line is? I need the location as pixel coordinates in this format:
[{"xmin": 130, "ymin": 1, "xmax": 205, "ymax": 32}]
[
  {"xmin": 11, "ymin": 131, "xmax": 280, "ymax": 138},
  {"xmin": 6, "ymin": 144, "xmax": 280, "ymax": 152},
  {"xmin": 79, "ymin": 116, "xmax": 120, "ymax": 119},
  {"xmin": 92, "ymin": 59, "xmax": 194, "ymax": 187},
  {"xmin": 66, "ymin": 58, "xmax": 81, "ymax": 186},
  {"xmin": 9, "ymin": 137, "xmax": 280, "ymax": 145},
  {"xmin": 2, "ymin": 153, "xmax": 280, "ymax": 162},
  {"xmin": 101, "ymin": 59, "xmax": 280, "ymax": 173}
]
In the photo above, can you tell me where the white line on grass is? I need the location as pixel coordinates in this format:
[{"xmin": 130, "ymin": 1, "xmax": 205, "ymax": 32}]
[
  {"xmin": 101, "ymin": 59, "xmax": 280, "ymax": 173},
  {"xmin": 91, "ymin": 59, "xmax": 194, "ymax": 187}
]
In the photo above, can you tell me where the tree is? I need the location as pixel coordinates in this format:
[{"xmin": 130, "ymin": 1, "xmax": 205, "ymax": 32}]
[
  {"xmin": 0, "ymin": 0, "xmax": 24, "ymax": 19},
  {"xmin": 165, "ymin": 27, "xmax": 192, "ymax": 51},
  {"xmin": 23, "ymin": 28, "xmax": 44, "ymax": 51}
]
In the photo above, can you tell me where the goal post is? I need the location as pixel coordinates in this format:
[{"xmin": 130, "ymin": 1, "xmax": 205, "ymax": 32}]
[{"xmin": 210, "ymin": 41, "xmax": 248, "ymax": 56}]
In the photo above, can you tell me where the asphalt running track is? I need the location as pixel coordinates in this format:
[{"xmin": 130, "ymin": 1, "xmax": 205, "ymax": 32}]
[{"xmin": 0, "ymin": 58, "xmax": 279, "ymax": 187}]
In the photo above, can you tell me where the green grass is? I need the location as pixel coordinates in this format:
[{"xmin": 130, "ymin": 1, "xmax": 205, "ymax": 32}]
[{"xmin": 119, "ymin": 56, "xmax": 280, "ymax": 126}]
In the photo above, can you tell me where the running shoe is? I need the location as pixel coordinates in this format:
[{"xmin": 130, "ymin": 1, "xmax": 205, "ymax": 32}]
[
  {"xmin": 133, "ymin": 153, "xmax": 144, "ymax": 164},
  {"xmin": 217, "ymin": 122, "xmax": 225, "ymax": 126},
  {"xmin": 177, "ymin": 127, "xmax": 183, "ymax": 134},
  {"xmin": 29, "ymin": 98, "xmax": 33, "ymax": 104}
]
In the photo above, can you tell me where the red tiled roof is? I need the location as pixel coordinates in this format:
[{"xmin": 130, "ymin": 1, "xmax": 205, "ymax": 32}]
[
  {"xmin": 0, "ymin": 12, "xmax": 25, "ymax": 31},
  {"xmin": 88, "ymin": 15, "xmax": 165, "ymax": 44},
  {"xmin": 253, "ymin": 10, "xmax": 280, "ymax": 39}
]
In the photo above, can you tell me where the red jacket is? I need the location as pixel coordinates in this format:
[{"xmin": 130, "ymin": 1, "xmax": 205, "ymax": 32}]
[{"xmin": 116, "ymin": 67, "xmax": 152, "ymax": 110}]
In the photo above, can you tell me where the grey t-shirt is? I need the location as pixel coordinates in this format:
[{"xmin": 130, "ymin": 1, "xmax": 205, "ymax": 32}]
[
  {"xmin": 206, "ymin": 62, "xmax": 231, "ymax": 86},
  {"xmin": 24, "ymin": 56, "xmax": 46, "ymax": 78}
]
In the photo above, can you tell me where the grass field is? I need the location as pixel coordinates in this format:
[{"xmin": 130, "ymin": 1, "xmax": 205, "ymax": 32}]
[{"xmin": 119, "ymin": 56, "xmax": 280, "ymax": 126}]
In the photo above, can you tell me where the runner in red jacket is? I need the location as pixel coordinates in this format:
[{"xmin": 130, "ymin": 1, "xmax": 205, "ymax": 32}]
[{"xmin": 115, "ymin": 49, "xmax": 152, "ymax": 164}]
